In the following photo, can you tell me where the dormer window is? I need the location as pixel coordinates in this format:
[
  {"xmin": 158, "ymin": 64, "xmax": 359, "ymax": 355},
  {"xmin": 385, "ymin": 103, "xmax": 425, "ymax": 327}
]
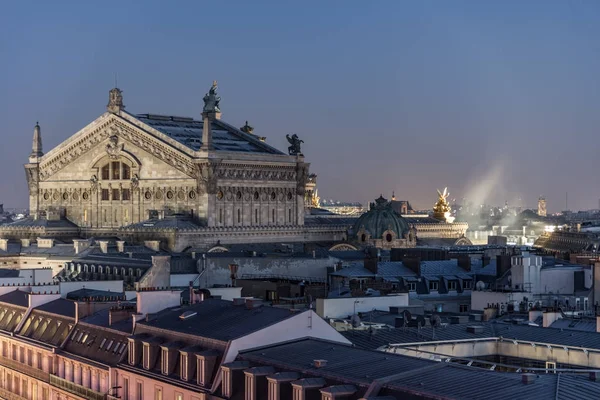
[
  {"xmin": 408, "ymin": 282, "xmax": 416, "ymax": 292},
  {"xmin": 463, "ymin": 280, "xmax": 472, "ymax": 290},
  {"xmin": 448, "ymin": 281, "xmax": 457, "ymax": 291},
  {"xmin": 143, "ymin": 345, "xmax": 150, "ymax": 370},
  {"xmin": 161, "ymin": 349, "xmax": 168, "ymax": 375},
  {"xmin": 429, "ymin": 281, "xmax": 439, "ymax": 291},
  {"xmin": 128, "ymin": 341, "xmax": 135, "ymax": 365},
  {"xmin": 181, "ymin": 354, "xmax": 188, "ymax": 381}
]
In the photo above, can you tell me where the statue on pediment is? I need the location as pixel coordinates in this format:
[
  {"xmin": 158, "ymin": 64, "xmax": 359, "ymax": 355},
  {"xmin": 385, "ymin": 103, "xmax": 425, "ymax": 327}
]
[
  {"xmin": 286, "ymin": 134, "xmax": 304, "ymax": 156},
  {"xmin": 203, "ymin": 81, "xmax": 221, "ymax": 113}
]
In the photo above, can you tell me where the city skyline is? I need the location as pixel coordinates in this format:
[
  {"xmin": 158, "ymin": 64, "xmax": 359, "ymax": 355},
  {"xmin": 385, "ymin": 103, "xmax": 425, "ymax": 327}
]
[{"xmin": 2, "ymin": 1, "xmax": 600, "ymax": 211}]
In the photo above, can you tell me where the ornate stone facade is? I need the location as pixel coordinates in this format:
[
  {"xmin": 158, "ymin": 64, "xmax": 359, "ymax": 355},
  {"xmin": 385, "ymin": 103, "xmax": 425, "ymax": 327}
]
[{"xmin": 24, "ymin": 85, "xmax": 309, "ymax": 231}]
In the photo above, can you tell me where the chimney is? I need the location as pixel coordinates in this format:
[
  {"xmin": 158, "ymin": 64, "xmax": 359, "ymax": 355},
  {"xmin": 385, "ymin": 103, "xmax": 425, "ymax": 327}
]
[
  {"xmin": 244, "ymin": 366, "xmax": 275, "ymax": 400},
  {"xmin": 98, "ymin": 240, "xmax": 109, "ymax": 254},
  {"xmin": 73, "ymin": 239, "xmax": 91, "ymax": 255},
  {"xmin": 496, "ymin": 255, "xmax": 512, "ymax": 279},
  {"xmin": 267, "ymin": 372, "xmax": 299, "ymax": 400},
  {"xmin": 0, "ymin": 239, "xmax": 8, "ymax": 252},
  {"xmin": 364, "ymin": 247, "xmax": 379, "ymax": 274},
  {"xmin": 37, "ymin": 238, "xmax": 54, "ymax": 249},
  {"xmin": 245, "ymin": 298, "xmax": 262, "ymax": 309},
  {"xmin": 457, "ymin": 255, "xmax": 471, "ymax": 271},
  {"xmin": 221, "ymin": 361, "xmax": 250, "ymax": 398},
  {"xmin": 543, "ymin": 311, "xmax": 561, "ymax": 328},
  {"xmin": 403, "ymin": 257, "xmax": 421, "ymax": 276},
  {"xmin": 144, "ymin": 240, "xmax": 161, "ymax": 252},
  {"xmin": 109, "ymin": 305, "xmax": 134, "ymax": 327},
  {"xmin": 522, "ymin": 373, "xmax": 536, "ymax": 385},
  {"xmin": 291, "ymin": 378, "xmax": 326, "ymax": 400},
  {"xmin": 116, "ymin": 241, "xmax": 125, "ymax": 253}
]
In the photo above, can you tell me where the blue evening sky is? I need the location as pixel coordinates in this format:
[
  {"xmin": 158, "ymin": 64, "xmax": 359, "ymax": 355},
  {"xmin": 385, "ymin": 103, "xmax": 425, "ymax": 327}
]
[{"xmin": 1, "ymin": 1, "xmax": 599, "ymax": 211}]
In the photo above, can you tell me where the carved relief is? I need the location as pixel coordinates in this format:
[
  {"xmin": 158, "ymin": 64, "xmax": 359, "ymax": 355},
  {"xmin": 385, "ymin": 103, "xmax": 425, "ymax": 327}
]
[
  {"xmin": 25, "ymin": 167, "xmax": 39, "ymax": 191},
  {"xmin": 40, "ymin": 119, "xmax": 196, "ymax": 180}
]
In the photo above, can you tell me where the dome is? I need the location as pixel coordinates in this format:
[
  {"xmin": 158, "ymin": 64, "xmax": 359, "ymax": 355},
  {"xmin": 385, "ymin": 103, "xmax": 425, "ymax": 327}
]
[{"xmin": 352, "ymin": 195, "xmax": 410, "ymax": 241}]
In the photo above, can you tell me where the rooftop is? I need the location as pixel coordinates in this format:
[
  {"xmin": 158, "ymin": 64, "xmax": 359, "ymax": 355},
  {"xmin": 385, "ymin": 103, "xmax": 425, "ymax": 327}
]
[{"xmin": 137, "ymin": 298, "xmax": 298, "ymax": 342}]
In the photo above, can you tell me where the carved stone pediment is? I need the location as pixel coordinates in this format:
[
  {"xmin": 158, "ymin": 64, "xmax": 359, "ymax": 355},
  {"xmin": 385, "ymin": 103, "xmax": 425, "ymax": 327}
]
[{"xmin": 39, "ymin": 117, "xmax": 196, "ymax": 180}]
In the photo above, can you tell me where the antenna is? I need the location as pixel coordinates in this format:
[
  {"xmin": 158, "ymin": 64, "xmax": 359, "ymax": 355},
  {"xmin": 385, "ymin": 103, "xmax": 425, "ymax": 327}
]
[{"xmin": 115, "ymin": 72, "xmax": 118, "ymax": 88}]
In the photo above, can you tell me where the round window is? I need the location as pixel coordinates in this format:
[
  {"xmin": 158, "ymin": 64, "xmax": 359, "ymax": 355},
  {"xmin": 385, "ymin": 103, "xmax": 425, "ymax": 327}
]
[
  {"xmin": 43, "ymin": 193, "xmax": 50, "ymax": 201},
  {"xmin": 287, "ymin": 192, "xmax": 293, "ymax": 201},
  {"xmin": 236, "ymin": 191, "xmax": 242, "ymax": 200},
  {"xmin": 188, "ymin": 191, "xmax": 196, "ymax": 200},
  {"xmin": 166, "ymin": 191, "xmax": 174, "ymax": 200},
  {"xmin": 271, "ymin": 192, "xmax": 276, "ymax": 201},
  {"xmin": 386, "ymin": 233, "xmax": 393, "ymax": 242},
  {"xmin": 217, "ymin": 190, "xmax": 224, "ymax": 200},
  {"xmin": 82, "ymin": 192, "xmax": 89, "ymax": 201},
  {"xmin": 144, "ymin": 191, "xmax": 152, "ymax": 200},
  {"xmin": 254, "ymin": 191, "xmax": 259, "ymax": 200}
]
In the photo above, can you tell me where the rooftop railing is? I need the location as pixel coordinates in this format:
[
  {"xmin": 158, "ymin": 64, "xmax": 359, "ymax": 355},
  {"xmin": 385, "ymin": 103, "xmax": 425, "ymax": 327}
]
[
  {"xmin": 0, "ymin": 386, "xmax": 28, "ymax": 400},
  {"xmin": 0, "ymin": 356, "xmax": 49, "ymax": 382},
  {"xmin": 49, "ymin": 374, "xmax": 105, "ymax": 400}
]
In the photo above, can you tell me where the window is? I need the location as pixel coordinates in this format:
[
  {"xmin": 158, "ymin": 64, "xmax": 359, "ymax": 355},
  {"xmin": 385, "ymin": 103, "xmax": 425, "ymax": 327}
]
[
  {"xmin": 106, "ymin": 340, "xmax": 114, "ymax": 352},
  {"xmin": 101, "ymin": 189, "xmax": 110, "ymax": 201},
  {"xmin": 288, "ymin": 208, "xmax": 292, "ymax": 223},
  {"xmin": 460, "ymin": 304, "xmax": 469, "ymax": 313},
  {"xmin": 112, "ymin": 161, "xmax": 120, "ymax": 179},
  {"xmin": 219, "ymin": 209, "xmax": 223, "ymax": 224},
  {"xmin": 255, "ymin": 209, "xmax": 258, "ymax": 224},
  {"xmin": 463, "ymin": 280, "xmax": 472, "ymax": 290},
  {"xmin": 448, "ymin": 281, "xmax": 457, "ymax": 291},
  {"xmin": 122, "ymin": 164, "xmax": 131, "ymax": 179},
  {"xmin": 155, "ymin": 387, "xmax": 163, "ymax": 400},
  {"xmin": 2, "ymin": 341, "xmax": 6, "ymax": 357},
  {"xmin": 546, "ymin": 361, "xmax": 557, "ymax": 373},
  {"xmin": 408, "ymin": 282, "xmax": 416, "ymax": 292},
  {"xmin": 112, "ymin": 189, "xmax": 120, "ymax": 201},
  {"xmin": 122, "ymin": 188, "xmax": 131, "ymax": 201},
  {"xmin": 37, "ymin": 352, "xmax": 42, "ymax": 369},
  {"xmin": 181, "ymin": 354, "xmax": 188, "ymax": 381},
  {"xmin": 42, "ymin": 387, "xmax": 49, "ymax": 400},
  {"xmin": 123, "ymin": 377, "xmax": 129, "ymax": 400},
  {"xmin": 272, "ymin": 209, "xmax": 275, "ymax": 223},
  {"xmin": 101, "ymin": 164, "xmax": 110, "ymax": 180},
  {"xmin": 429, "ymin": 281, "xmax": 439, "ymax": 291},
  {"xmin": 144, "ymin": 345, "xmax": 150, "ymax": 369},
  {"xmin": 385, "ymin": 233, "xmax": 393, "ymax": 242},
  {"xmin": 161, "ymin": 349, "xmax": 168, "ymax": 375},
  {"xmin": 128, "ymin": 342, "xmax": 135, "ymax": 365},
  {"xmin": 99, "ymin": 338, "xmax": 107, "ymax": 350},
  {"xmin": 237, "ymin": 209, "xmax": 241, "ymax": 224},
  {"xmin": 175, "ymin": 393, "xmax": 183, "ymax": 400},
  {"xmin": 27, "ymin": 349, "xmax": 32, "ymax": 366},
  {"xmin": 137, "ymin": 382, "xmax": 143, "ymax": 400}
]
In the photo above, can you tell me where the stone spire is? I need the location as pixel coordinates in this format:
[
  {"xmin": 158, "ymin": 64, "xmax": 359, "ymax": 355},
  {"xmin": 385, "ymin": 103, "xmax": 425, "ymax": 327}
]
[
  {"xmin": 107, "ymin": 87, "xmax": 125, "ymax": 113},
  {"xmin": 30, "ymin": 122, "xmax": 43, "ymax": 160}
]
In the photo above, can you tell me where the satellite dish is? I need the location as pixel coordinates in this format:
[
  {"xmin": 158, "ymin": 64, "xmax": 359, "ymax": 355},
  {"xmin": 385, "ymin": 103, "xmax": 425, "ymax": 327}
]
[{"xmin": 476, "ymin": 281, "xmax": 486, "ymax": 291}]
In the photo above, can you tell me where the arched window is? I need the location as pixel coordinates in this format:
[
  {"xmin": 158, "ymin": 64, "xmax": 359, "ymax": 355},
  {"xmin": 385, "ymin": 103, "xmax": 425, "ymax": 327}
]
[
  {"xmin": 121, "ymin": 268, "xmax": 126, "ymax": 276},
  {"xmin": 99, "ymin": 161, "xmax": 132, "ymax": 181},
  {"xmin": 113, "ymin": 267, "xmax": 118, "ymax": 275}
]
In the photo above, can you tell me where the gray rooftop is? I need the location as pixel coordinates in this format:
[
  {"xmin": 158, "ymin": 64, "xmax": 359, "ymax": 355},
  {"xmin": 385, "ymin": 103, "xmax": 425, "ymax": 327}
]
[
  {"xmin": 0, "ymin": 289, "xmax": 29, "ymax": 308},
  {"xmin": 137, "ymin": 298, "xmax": 297, "ymax": 342},
  {"xmin": 134, "ymin": 113, "xmax": 283, "ymax": 154}
]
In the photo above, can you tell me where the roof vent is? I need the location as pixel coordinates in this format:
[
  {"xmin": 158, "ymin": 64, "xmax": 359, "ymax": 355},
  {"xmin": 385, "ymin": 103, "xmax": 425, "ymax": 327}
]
[
  {"xmin": 522, "ymin": 373, "xmax": 536, "ymax": 385},
  {"xmin": 466, "ymin": 325, "xmax": 485, "ymax": 334},
  {"xmin": 179, "ymin": 311, "xmax": 197, "ymax": 320},
  {"xmin": 313, "ymin": 359, "xmax": 327, "ymax": 368}
]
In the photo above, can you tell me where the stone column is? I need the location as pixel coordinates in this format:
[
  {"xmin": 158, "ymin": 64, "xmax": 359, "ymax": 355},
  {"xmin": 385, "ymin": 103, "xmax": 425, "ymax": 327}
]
[
  {"xmin": 91, "ymin": 371, "xmax": 99, "ymax": 392},
  {"xmin": 82, "ymin": 367, "xmax": 91, "ymax": 388},
  {"xmin": 58, "ymin": 359, "xmax": 65, "ymax": 378},
  {"xmin": 65, "ymin": 362, "xmax": 72, "ymax": 381},
  {"xmin": 74, "ymin": 364, "xmax": 81, "ymax": 385}
]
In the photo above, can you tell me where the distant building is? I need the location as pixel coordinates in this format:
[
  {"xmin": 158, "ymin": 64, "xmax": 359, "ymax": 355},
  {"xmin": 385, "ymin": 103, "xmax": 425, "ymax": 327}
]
[{"xmin": 538, "ymin": 196, "xmax": 547, "ymax": 217}]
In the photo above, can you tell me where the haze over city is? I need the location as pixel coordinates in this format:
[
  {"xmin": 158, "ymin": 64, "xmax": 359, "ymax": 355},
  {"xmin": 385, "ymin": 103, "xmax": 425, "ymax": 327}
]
[{"xmin": 2, "ymin": 0, "xmax": 600, "ymax": 211}]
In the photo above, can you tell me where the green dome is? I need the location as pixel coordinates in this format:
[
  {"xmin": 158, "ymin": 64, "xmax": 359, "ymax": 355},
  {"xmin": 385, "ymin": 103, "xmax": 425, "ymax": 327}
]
[{"xmin": 352, "ymin": 195, "xmax": 410, "ymax": 240}]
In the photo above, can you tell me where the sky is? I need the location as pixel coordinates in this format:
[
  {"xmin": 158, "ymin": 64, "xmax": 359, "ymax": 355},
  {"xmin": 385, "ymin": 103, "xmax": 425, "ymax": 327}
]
[{"xmin": 1, "ymin": 0, "xmax": 600, "ymax": 212}]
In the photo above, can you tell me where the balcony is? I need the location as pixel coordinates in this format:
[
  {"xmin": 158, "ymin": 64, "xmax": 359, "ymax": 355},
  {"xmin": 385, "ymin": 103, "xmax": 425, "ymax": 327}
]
[
  {"xmin": 49, "ymin": 374, "xmax": 105, "ymax": 400},
  {"xmin": 0, "ymin": 356, "xmax": 50, "ymax": 382},
  {"xmin": 0, "ymin": 386, "xmax": 27, "ymax": 400}
]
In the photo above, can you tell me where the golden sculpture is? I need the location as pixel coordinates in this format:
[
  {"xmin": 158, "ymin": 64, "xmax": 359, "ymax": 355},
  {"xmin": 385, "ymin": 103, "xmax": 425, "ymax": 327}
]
[
  {"xmin": 433, "ymin": 187, "xmax": 453, "ymax": 222},
  {"xmin": 311, "ymin": 189, "xmax": 321, "ymax": 208}
]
